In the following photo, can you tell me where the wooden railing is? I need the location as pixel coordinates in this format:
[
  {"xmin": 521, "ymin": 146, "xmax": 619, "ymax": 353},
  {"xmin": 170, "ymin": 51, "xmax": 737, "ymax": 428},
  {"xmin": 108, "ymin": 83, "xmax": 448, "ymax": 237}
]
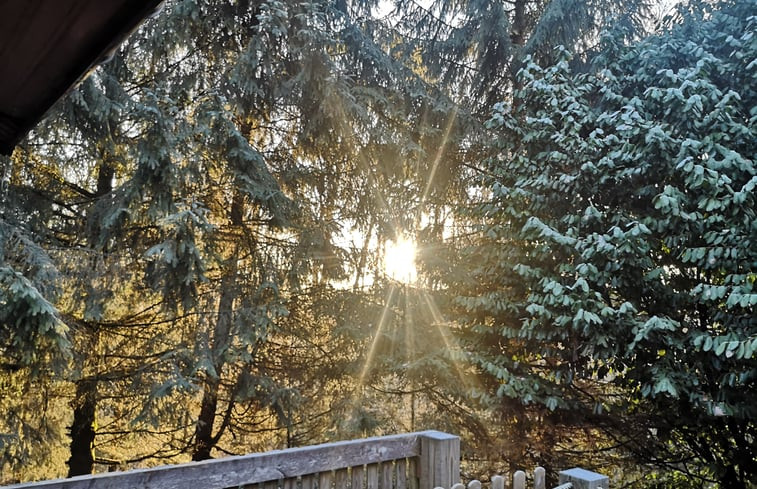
[
  {"xmin": 3, "ymin": 431, "xmax": 460, "ymax": 489},
  {"xmin": 459, "ymin": 467, "xmax": 608, "ymax": 489},
  {"xmin": 3, "ymin": 431, "xmax": 608, "ymax": 489}
]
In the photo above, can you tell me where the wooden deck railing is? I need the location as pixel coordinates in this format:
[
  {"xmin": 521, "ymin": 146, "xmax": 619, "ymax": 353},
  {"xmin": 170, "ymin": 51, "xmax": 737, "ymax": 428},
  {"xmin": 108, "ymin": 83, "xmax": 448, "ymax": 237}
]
[
  {"xmin": 3, "ymin": 431, "xmax": 608, "ymax": 489},
  {"xmin": 456, "ymin": 467, "xmax": 608, "ymax": 489},
  {"xmin": 3, "ymin": 430, "xmax": 460, "ymax": 489}
]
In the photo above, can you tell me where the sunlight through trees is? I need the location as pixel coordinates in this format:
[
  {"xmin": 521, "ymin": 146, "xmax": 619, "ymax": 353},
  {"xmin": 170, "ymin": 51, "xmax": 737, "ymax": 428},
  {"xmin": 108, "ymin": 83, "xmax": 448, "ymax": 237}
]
[{"xmin": 0, "ymin": 0, "xmax": 754, "ymax": 487}]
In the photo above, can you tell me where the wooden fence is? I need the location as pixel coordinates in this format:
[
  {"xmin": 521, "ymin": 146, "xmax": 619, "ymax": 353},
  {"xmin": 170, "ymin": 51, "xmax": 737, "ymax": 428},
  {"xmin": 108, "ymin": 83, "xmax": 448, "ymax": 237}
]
[
  {"xmin": 456, "ymin": 467, "xmax": 608, "ymax": 489},
  {"xmin": 2, "ymin": 431, "xmax": 459, "ymax": 489}
]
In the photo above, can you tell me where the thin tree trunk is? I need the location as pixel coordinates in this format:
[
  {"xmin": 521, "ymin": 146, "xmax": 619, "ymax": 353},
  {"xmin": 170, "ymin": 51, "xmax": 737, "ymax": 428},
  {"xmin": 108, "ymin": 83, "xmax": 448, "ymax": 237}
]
[
  {"xmin": 67, "ymin": 375, "xmax": 97, "ymax": 476},
  {"xmin": 192, "ymin": 384, "xmax": 220, "ymax": 460},
  {"xmin": 191, "ymin": 193, "xmax": 244, "ymax": 460},
  {"xmin": 67, "ymin": 160, "xmax": 113, "ymax": 475},
  {"xmin": 512, "ymin": 0, "xmax": 527, "ymax": 47},
  {"xmin": 511, "ymin": 0, "xmax": 528, "ymax": 93},
  {"xmin": 192, "ymin": 272, "xmax": 236, "ymax": 459},
  {"xmin": 353, "ymin": 219, "xmax": 374, "ymax": 291}
]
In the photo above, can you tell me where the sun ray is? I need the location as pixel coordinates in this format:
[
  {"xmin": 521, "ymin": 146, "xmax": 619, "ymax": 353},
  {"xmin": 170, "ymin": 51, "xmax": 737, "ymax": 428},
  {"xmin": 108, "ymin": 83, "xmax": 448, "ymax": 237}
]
[
  {"xmin": 421, "ymin": 106, "xmax": 459, "ymax": 205},
  {"xmin": 403, "ymin": 286, "xmax": 416, "ymax": 365},
  {"xmin": 420, "ymin": 290, "xmax": 480, "ymax": 390},
  {"xmin": 358, "ymin": 285, "xmax": 398, "ymax": 387},
  {"xmin": 325, "ymin": 89, "xmax": 394, "ymax": 229}
]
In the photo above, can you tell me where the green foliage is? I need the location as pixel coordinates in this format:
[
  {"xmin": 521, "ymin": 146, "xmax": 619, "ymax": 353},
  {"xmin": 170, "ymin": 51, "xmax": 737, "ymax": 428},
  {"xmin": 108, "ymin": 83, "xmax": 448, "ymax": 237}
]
[
  {"xmin": 0, "ymin": 0, "xmax": 661, "ymax": 482},
  {"xmin": 0, "ymin": 267, "xmax": 69, "ymax": 369},
  {"xmin": 0, "ymin": 215, "xmax": 70, "ymax": 374},
  {"xmin": 391, "ymin": 0, "xmax": 650, "ymax": 110},
  {"xmin": 463, "ymin": 0, "xmax": 756, "ymax": 485}
]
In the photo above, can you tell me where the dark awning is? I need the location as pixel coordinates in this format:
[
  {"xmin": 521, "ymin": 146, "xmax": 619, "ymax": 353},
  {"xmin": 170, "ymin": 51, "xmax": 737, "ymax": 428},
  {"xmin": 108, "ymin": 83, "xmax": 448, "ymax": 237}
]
[{"xmin": 0, "ymin": 0, "xmax": 164, "ymax": 155}]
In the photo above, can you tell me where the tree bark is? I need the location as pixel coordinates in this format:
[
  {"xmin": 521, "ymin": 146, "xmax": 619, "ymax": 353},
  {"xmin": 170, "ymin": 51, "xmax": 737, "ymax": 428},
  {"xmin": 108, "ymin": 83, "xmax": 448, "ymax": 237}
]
[
  {"xmin": 67, "ymin": 376, "xmax": 97, "ymax": 476},
  {"xmin": 192, "ymin": 385, "xmax": 220, "ymax": 460},
  {"xmin": 511, "ymin": 0, "xmax": 527, "ymax": 47}
]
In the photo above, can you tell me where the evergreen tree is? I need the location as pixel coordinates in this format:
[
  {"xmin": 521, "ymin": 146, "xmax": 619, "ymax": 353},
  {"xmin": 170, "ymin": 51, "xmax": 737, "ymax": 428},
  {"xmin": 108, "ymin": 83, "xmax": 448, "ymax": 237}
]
[
  {"xmin": 459, "ymin": 0, "xmax": 756, "ymax": 485},
  {"xmin": 3, "ymin": 0, "xmax": 476, "ymax": 477}
]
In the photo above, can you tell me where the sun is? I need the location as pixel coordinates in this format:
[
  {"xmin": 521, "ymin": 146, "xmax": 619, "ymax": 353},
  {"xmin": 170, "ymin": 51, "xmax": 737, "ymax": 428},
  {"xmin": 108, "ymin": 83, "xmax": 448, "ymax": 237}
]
[{"xmin": 384, "ymin": 236, "xmax": 418, "ymax": 284}]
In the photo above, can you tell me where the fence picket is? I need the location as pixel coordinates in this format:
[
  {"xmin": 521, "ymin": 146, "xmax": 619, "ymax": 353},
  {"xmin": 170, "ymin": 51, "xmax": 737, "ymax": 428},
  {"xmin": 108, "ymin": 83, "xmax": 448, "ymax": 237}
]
[
  {"xmin": 534, "ymin": 468, "xmax": 545, "ymax": 489},
  {"xmin": 491, "ymin": 475, "xmax": 504, "ymax": 489},
  {"xmin": 395, "ymin": 460, "xmax": 406, "ymax": 489},
  {"xmin": 367, "ymin": 464, "xmax": 379, "ymax": 489},
  {"xmin": 467, "ymin": 480, "xmax": 481, "ymax": 489},
  {"xmin": 513, "ymin": 471, "xmax": 526, "ymax": 489},
  {"xmin": 352, "ymin": 466, "xmax": 365, "ymax": 489},
  {"xmin": 320, "ymin": 471, "xmax": 333, "ymax": 489},
  {"xmin": 336, "ymin": 469, "xmax": 349, "ymax": 489},
  {"xmin": 408, "ymin": 457, "xmax": 419, "ymax": 489},
  {"xmin": 382, "ymin": 463, "xmax": 394, "ymax": 489}
]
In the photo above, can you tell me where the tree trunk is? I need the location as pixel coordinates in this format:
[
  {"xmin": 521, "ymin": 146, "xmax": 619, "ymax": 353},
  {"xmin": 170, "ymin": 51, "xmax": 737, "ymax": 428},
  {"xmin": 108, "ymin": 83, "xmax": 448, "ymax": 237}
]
[
  {"xmin": 192, "ymin": 384, "xmax": 219, "ymax": 460},
  {"xmin": 67, "ymin": 376, "xmax": 97, "ymax": 476},
  {"xmin": 66, "ymin": 161, "xmax": 113, "ymax": 475},
  {"xmin": 191, "ymin": 193, "xmax": 244, "ymax": 460},
  {"xmin": 512, "ymin": 0, "xmax": 527, "ymax": 47},
  {"xmin": 511, "ymin": 0, "xmax": 528, "ymax": 93}
]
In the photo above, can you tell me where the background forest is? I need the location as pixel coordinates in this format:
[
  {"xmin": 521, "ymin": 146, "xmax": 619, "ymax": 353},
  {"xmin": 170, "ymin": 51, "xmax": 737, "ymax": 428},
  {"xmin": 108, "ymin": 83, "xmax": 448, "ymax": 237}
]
[{"xmin": 0, "ymin": 0, "xmax": 754, "ymax": 488}]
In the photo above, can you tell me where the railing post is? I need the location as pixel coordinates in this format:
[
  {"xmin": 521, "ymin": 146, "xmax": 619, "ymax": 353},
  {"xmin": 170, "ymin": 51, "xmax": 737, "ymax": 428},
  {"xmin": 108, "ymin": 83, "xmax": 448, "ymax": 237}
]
[
  {"xmin": 418, "ymin": 431, "xmax": 460, "ymax": 489},
  {"xmin": 558, "ymin": 468, "xmax": 609, "ymax": 489}
]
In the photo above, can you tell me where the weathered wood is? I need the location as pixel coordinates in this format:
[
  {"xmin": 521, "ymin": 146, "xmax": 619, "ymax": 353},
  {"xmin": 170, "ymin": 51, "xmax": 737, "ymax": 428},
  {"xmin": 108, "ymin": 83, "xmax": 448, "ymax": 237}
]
[
  {"xmin": 336, "ymin": 469, "xmax": 350, "ymax": 489},
  {"xmin": 491, "ymin": 475, "xmax": 504, "ymax": 489},
  {"xmin": 382, "ymin": 463, "xmax": 394, "ymax": 489},
  {"xmin": 558, "ymin": 469, "xmax": 608, "ymax": 489},
  {"xmin": 320, "ymin": 471, "xmax": 333, "ymax": 489},
  {"xmin": 419, "ymin": 431, "xmax": 460, "ymax": 489},
  {"xmin": 451, "ymin": 483, "xmax": 465, "ymax": 489},
  {"xmin": 4, "ymin": 432, "xmax": 439, "ymax": 489},
  {"xmin": 534, "ymin": 467, "xmax": 545, "ymax": 489},
  {"xmin": 408, "ymin": 457, "xmax": 418, "ymax": 489},
  {"xmin": 352, "ymin": 466, "xmax": 365, "ymax": 489},
  {"xmin": 467, "ymin": 480, "xmax": 481, "ymax": 489},
  {"xmin": 302, "ymin": 475, "xmax": 314, "ymax": 489},
  {"xmin": 513, "ymin": 471, "xmax": 526, "ymax": 489},
  {"xmin": 367, "ymin": 464, "xmax": 379, "ymax": 489}
]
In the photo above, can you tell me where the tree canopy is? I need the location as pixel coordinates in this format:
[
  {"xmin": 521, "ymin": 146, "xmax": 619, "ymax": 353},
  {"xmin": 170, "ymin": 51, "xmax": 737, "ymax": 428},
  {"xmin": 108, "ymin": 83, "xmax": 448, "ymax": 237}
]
[
  {"xmin": 459, "ymin": 1, "xmax": 756, "ymax": 486},
  {"xmin": 1, "ymin": 0, "xmax": 754, "ymax": 487}
]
